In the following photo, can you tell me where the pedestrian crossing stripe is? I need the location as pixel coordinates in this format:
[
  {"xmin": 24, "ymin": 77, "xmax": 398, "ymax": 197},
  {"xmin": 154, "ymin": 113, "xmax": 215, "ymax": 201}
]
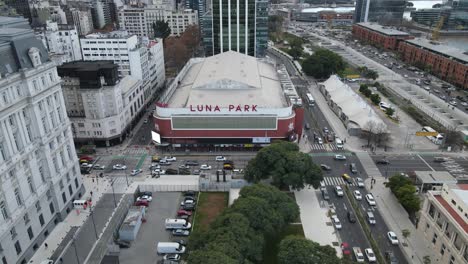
[
  {"xmin": 321, "ymin": 177, "xmax": 357, "ymax": 186},
  {"xmin": 310, "ymin": 144, "xmax": 339, "ymax": 151}
]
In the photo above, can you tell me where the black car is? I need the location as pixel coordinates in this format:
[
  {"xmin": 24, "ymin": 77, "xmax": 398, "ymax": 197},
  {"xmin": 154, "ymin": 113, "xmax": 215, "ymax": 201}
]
[
  {"xmin": 140, "ymin": 191, "xmax": 153, "ymax": 197},
  {"xmin": 185, "ymin": 160, "xmax": 199, "ymax": 166},
  {"xmin": 183, "ymin": 203, "xmax": 196, "ymax": 211},
  {"xmin": 347, "ymin": 211, "xmax": 356, "ymax": 223},
  {"xmin": 385, "ymin": 251, "xmax": 398, "ymax": 264},
  {"xmin": 433, "ymin": 157, "xmax": 447, "ymax": 162},
  {"xmin": 349, "ymin": 163, "xmax": 357, "ymax": 173},
  {"xmin": 115, "ymin": 239, "xmax": 130, "ymax": 248},
  {"xmin": 376, "ymin": 159, "xmax": 390, "ymax": 165},
  {"xmin": 166, "ymin": 168, "xmax": 178, "ymax": 175},
  {"xmin": 320, "ymin": 164, "xmax": 331, "ymax": 171},
  {"xmin": 184, "ymin": 190, "xmax": 196, "ymax": 196},
  {"xmin": 174, "ymin": 239, "xmax": 187, "ymax": 246},
  {"xmin": 184, "ymin": 196, "xmax": 197, "ymax": 202},
  {"xmin": 178, "ymin": 169, "xmax": 191, "ymax": 175}
]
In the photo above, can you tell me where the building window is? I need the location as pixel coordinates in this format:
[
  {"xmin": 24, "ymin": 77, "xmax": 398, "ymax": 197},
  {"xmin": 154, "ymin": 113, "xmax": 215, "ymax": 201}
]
[
  {"xmin": 27, "ymin": 176, "xmax": 35, "ymax": 193},
  {"xmin": 0, "ymin": 200, "xmax": 8, "ymax": 220},
  {"xmin": 39, "ymin": 214, "xmax": 44, "ymax": 226},
  {"xmin": 49, "ymin": 202, "xmax": 55, "ymax": 214},
  {"xmin": 46, "ymin": 190, "xmax": 52, "ymax": 200},
  {"xmin": 75, "ymin": 178, "xmax": 79, "ymax": 189},
  {"xmin": 23, "ymin": 213, "xmax": 30, "ymax": 224},
  {"xmin": 432, "ymin": 233, "xmax": 438, "ymax": 244},
  {"xmin": 59, "ymin": 180, "xmax": 64, "ymax": 190},
  {"xmin": 441, "ymin": 243, "xmax": 446, "ymax": 255},
  {"xmin": 39, "ymin": 166, "xmax": 45, "ymax": 183},
  {"xmin": 27, "ymin": 227, "xmax": 34, "ymax": 240},
  {"xmin": 62, "ymin": 192, "xmax": 66, "ymax": 204},
  {"xmin": 14, "ymin": 188, "xmax": 22, "ymax": 206},
  {"xmin": 68, "ymin": 185, "xmax": 73, "ymax": 196},
  {"xmin": 2, "ymin": 256, "xmax": 6, "ymax": 264},
  {"xmin": 35, "ymin": 201, "xmax": 41, "ymax": 212},
  {"xmin": 14, "ymin": 241, "xmax": 21, "ymax": 255},
  {"xmin": 10, "ymin": 227, "xmax": 17, "ymax": 239}
]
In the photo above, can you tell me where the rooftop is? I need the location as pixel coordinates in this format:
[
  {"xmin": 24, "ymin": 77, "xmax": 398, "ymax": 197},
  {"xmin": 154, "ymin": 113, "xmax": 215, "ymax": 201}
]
[
  {"xmin": 356, "ymin": 22, "xmax": 411, "ymax": 36},
  {"xmin": 84, "ymin": 30, "xmax": 132, "ymax": 39},
  {"xmin": 434, "ymin": 195, "xmax": 468, "ymax": 233},
  {"xmin": 414, "ymin": 171, "xmax": 457, "ymax": 184},
  {"xmin": 168, "ymin": 51, "xmax": 288, "ymax": 108},
  {"xmin": 0, "ymin": 16, "xmax": 29, "ymax": 29},
  {"xmin": 405, "ymin": 38, "xmax": 468, "ymax": 64}
]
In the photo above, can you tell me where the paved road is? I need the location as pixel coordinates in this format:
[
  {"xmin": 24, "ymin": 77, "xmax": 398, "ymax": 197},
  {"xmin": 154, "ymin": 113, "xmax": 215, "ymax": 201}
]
[
  {"xmin": 61, "ymin": 193, "xmax": 123, "ymax": 264},
  {"xmin": 312, "ymin": 154, "xmax": 407, "ymax": 263}
]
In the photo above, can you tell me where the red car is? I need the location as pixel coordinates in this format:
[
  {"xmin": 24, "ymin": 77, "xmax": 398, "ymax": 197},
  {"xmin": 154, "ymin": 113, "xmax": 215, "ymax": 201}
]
[
  {"xmin": 341, "ymin": 242, "xmax": 351, "ymax": 256},
  {"xmin": 177, "ymin": 209, "xmax": 192, "ymax": 216},
  {"xmin": 135, "ymin": 200, "xmax": 149, "ymax": 207}
]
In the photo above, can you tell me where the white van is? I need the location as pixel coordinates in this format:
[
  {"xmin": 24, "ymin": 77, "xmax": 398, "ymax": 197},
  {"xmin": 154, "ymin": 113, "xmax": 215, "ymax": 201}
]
[
  {"xmin": 156, "ymin": 242, "xmax": 186, "ymax": 255},
  {"xmin": 335, "ymin": 138, "xmax": 343, "ymax": 149},
  {"xmin": 73, "ymin": 200, "xmax": 88, "ymax": 209},
  {"xmin": 165, "ymin": 219, "xmax": 192, "ymax": 230}
]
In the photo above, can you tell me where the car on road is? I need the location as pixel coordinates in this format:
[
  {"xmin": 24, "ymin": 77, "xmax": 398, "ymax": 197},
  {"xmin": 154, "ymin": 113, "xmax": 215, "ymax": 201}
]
[
  {"xmin": 185, "ymin": 160, "xmax": 199, "ymax": 166},
  {"xmin": 376, "ymin": 159, "xmax": 390, "ymax": 165},
  {"xmin": 365, "ymin": 248, "xmax": 377, "ymax": 262},
  {"xmin": 335, "ymin": 186, "xmax": 344, "ymax": 197},
  {"xmin": 331, "ymin": 215, "xmax": 342, "ymax": 229},
  {"xmin": 163, "ymin": 254, "xmax": 181, "ymax": 261},
  {"xmin": 403, "ymin": 74, "xmax": 408, "ymax": 78},
  {"xmin": 367, "ymin": 211, "xmax": 376, "ymax": 225},
  {"xmin": 366, "ymin": 194, "xmax": 376, "ymax": 206},
  {"xmin": 353, "ymin": 190, "xmax": 362, "ymax": 200},
  {"xmin": 93, "ymin": 164, "xmax": 105, "ymax": 170},
  {"xmin": 387, "ymin": 231, "xmax": 399, "ymax": 245},
  {"xmin": 450, "ymin": 101, "xmax": 457, "ymax": 106},
  {"xmin": 166, "ymin": 168, "xmax": 178, "ymax": 175},
  {"xmin": 353, "ymin": 247, "xmax": 365, "ymax": 263},
  {"xmin": 340, "ymin": 242, "xmax": 351, "ymax": 256},
  {"xmin": 113, "ymin": 164, "xmax": 127, "ymax": 170},
  {"xmin": 180, "ymin": 199, "xmax": 195, "ymax": 206},
  {"xmin": 172, "ymin": 229, "xmax": 190, "ymax": 236},
  {"xmin": 200, "ymin": 164, "xmax": 212, "ymax": 170},
  {"xmin": 317, "ymin": 137, "xmax": 323, "ymax": 144},
  {"xmin": 356, "ymin": 177, "xmax": 365, "ymax": 188},
  {"xmin": 178, "ymin": 164, "xmax": 190, "ymax": 169},
  {"xmin": 193, "ymin": 169, "xmax": 200, "ymax": 175},
  {"xmin": 433, "ymin": 157, "xmax": 448, "ymax": 162},
  {"xmin": 320, "ymin": 164, "xmax": 331, "ymax": 171},
  {"xmin": 164, "ymin": 156, "xmax": 177, "ymax": 162},
  {"xmin": 137, "ymin": 195, "xmax": 153, "ymax": 202},
  {"xmin": 461, "ymin": 102, "xmax": 468, "ymax": 107},
  {"xmin": 177, "ymin": 210, "xmax": 192, "ymax": 216},
  {"xmin": 130, "ymin": 169, "xmax": 142, "ymax": 176},
  {"xmin": 385, "ymin": 251, "xmax": 398, "ymax": 264},
  {"xmin": 349, "ymin": 163, "xmax": 357, "ymax": 173},
  {"xmin": 334, "ymin": 154, "xmax": 346, "ymax": 160},
  {"xmin": 143, "ymin": 119, "xmax": 148, "ymax": 124},
  {"xmin": 323, "ymin": 127, "xmax": 329, "ymax": 134},
  {"xmin": 152, "ymin": 169, "xmax": 166, "ymax": 176},
  {"xmin": 424, "ymin": 86, "xmax": 430, "ymax": 91},
  {"xmin": 159, "ymin": 159, "xmax": 172, "ymax": 165},
  {"xmin": 347, "ymin": 211, "xmax": 356, "ymax": 223},
  {"xmin": 215, "ymin": 156, "xmax": 227, "ymax": 161},
  {"xmin": 342, "ymin": 173, "xmax": 353, "ymax": 184}
]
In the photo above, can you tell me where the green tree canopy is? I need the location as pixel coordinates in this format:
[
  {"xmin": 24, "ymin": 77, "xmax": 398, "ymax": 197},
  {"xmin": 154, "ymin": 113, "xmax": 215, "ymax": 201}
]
[
  {"xmin": 385, "ymin": 174, "xmax": 412, "ymax": 193},
  {"xmin": 152, "ymin": 20, "xmax": 171, "ymax": 40},
  {"xmin": 302, "ymin": 49, "xmax": 345, "ymax": 79},
  {"xmin": 277, "ymin": 236, "xmax": 342, "ymax": 264},
  {"xmin": 188, "ymin": 250, "xmax": 238, "ymax": 264},
  {"xmin": 244, "ymin": 141, "xmax": 323, "ymax": 189},
  {"xmin": 370, "ymin": 94, "xmax": 381, "ymax": 105}
]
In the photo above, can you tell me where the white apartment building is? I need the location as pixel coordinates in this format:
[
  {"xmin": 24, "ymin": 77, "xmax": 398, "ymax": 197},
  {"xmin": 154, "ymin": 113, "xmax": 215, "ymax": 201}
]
[
  {"xmin": 65, "ymin": 7, "xmax": 94, "ymax": 36},
  {"xmin": 80, "ymin": 31, "xmax": 165, "ymax": 104},
  {"xmin": 418, "ymin": 183, "xmax": 468, "ymax": 264},
  {"xmin": 118, "ymin": 6, "xmax": 198, "ymax": 37},
  {"xmin": 36, "ymin": 21, "xmax": 83, "ymax": 65},
  {"xmin": 0, "ymin": 28, "xmax": 84, "ymax": 264},
  {"xmin": 57, "ymin": 61, "xmax": 144, "ymax": 145}
]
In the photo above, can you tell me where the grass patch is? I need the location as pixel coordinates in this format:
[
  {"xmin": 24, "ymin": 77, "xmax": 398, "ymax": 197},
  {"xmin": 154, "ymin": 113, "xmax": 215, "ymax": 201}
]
[
  {"xmin": 340, "ymin": 66, "xmax": 360, "ymax": 77},
  {"xmin": 192, "ymin": 192, "xmax": 228, "ymax": 232},
  {"xmin": 263, "ymin": 224, "xmax": 305, "ymax": 264}
]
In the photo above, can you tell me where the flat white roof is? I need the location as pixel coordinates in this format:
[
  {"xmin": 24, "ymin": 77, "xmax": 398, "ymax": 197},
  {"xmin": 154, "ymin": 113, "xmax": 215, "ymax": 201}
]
[
  {"xmin": 414, "ymin": 171, "xmax": 457, "ymax": 184},
  {"xmin": 169, "ymin": 51, "xmax": 288, "ymax": 108},
  {"xmin": 405, "ymin": 38, "xmax": 468, "ymax": 64},
  {"xmin": 357, "ymin": 22, "xmax": 410, "ymax": 36}
]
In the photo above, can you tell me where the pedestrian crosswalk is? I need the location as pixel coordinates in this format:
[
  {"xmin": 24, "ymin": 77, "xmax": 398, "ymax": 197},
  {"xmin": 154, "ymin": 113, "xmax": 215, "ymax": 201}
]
[
  {"xmin": 322, "ymin": 176, "xmax": 358, "ymax": 187},
  {"xmin": 123, "ymin": 148, "xmax": 148, "ymax": 155},
  {"xmin": 108, "ymin": 176, "xmax": 134, "ymax": 193},
  {"xmin": 310, "ymin": 143, "xmax": 340, "ymax": 151}
]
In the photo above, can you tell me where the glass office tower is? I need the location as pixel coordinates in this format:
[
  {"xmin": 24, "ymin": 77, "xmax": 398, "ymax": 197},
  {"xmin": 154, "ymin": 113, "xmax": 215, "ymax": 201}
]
[{"xmin": 354, "ymin": 0, "xmax": 406, "ymax": 24}]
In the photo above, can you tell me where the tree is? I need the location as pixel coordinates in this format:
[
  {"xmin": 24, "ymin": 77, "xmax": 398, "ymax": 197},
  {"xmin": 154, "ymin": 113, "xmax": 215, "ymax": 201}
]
[
  {"xmin": 359, "ymin": 84, "xmax": 368, "ymax": 93},
  {"xmin": 397, "ymin": 185, "xmax": 421, "ymax": 214},
  {"xmin": 402, "ymin": 229, "xmax": 411, "ymax": 244},
  {"xmin": 386, "ymin": 107, "xmax": 395, "ymax": 117},
  {"xmin": 364, "ymin": 69, "xmax": 379, "ymax": 80},
  {"xmin": 385, "ymin": 174, "xmax": 412, "ymax": 193},
  {"xmin": 364, "ymin": 120, "xmax": 378, "ymax": 146},
  {"xmin": 188, "ymin": 250, "xmax": 238, "ymax": 264},
  {"xmin": 180, "ymin": 25, "xmax": 200, "ymax": 56},
  {"xmin": 302, "ymin": 49, "xmax": 345, "ymax": 79},
  {"xmin": 287, "ymin": 46, "xmax": 303, "ymax": 60},
  {"xmin": 152, "ymin": 20, "xmax": 171, "ymax": 40},
  {"xmin": 370, "ymin": 93, "xmax": 381, "ymax": 105},
  {"xmin": 268, "ymin": 15, "xmax": 284, "ymax": 34},
  {"xmin": 277, "ymin": 236, "xmax": 342, "ymax": 264},
  {"xmin": 244, "ymin": 141, "xmax": 323, "ymax": 190}
]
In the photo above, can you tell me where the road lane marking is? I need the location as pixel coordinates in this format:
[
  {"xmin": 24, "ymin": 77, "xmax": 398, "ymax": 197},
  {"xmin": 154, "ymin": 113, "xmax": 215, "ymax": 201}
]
[{"xmin": 417, "ymin": 154, "xmax": 435, "ymax": 171}]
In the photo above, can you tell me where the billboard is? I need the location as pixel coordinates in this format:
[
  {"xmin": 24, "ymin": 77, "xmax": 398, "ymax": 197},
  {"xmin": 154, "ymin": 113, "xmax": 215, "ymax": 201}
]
[
  {"xmin": 151, "ymin": 131, "xmax": 161, "ymax": 143},
  {"xmin": 416, "ymin": 131, "xmax": 439, "ymax": 137}
]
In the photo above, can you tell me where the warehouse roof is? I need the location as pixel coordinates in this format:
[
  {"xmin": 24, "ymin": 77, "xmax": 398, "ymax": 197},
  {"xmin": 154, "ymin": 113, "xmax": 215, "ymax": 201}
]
[
  {"xmin": 405, "ymin": 38, "xmax": 468, "ymax": 64},
  {"xmin": 169, "ymin": 51, "xmax": 288, "ymax": 108},
  {"xmin": 356, "ymin": 22, "xmax": 411, "ymax": 36}
]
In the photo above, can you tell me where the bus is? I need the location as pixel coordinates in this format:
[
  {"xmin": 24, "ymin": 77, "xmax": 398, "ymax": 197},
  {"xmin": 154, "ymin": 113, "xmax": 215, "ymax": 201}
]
[
  {"xmin": 306, "ymin": 93, "xmax": 315, "ymax": 107},
  {"xmin": 422, "ymin": 126, "xmax": 444, "ymax": 145}
]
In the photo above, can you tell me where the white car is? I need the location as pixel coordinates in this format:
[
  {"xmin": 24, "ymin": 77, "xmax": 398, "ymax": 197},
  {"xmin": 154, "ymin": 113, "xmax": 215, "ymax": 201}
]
[
  {"xmin": 334, "ymin": 154, "xmax": 346, "ymax": 160},
  {"xmin": 356, "ymin": 177, "xmax": 365, "ymax": 188},
  {"xmin": 113, "ymin": 164, "xmax": 127, "ymax": 170},
  {"xmin": 200, "ymin": 164, "xmax": 212, "ymax": 170},
  {"xmin": 461, "ymin": 102, "xmax": 468, "ymax": 106},
  {"xmin": 163, "ymin": 254, "xmax": 181, "ymax": 261},
  {"xmin": 130, "ymin": 169, "xmax": 142, "ymax": 176},
  {"xmin": 150, "ymin": 164, "xmax": 161, "ymax": 170},
  {"xmin": 164, "ymin": 156, "xmax": 177, "ymax": 161},
  {"xmin": 366, "ymin": 194, "xmax": 376, "ymax": 206},
  {"xmin": 159, "ymin": 159, "xmax": 171, "ymax": 165},
  {"xmin": 317, "ymin": 137, "xmax": 323, "ymax": 144},
  {"xmin": 404, "ymin": 74, "xmax": 408, "ymax": 78},
  {"xmin": 215, "ymin": 156, "xmax": 227, "ymax": 161},
  {"xmin": 387, "ymin": 231, "xmax": 399, "ymax": 245},
  {"xmin": 180, "ymin": 199, "xmax": 195, "ymax": 206},
  {"xmin": 449, "ymin": 101, "xmax": 457, "ymax": 106},
  {"xmin": 152, "ymin": 169, "xmax": 166, "ymax": 175},
  {"xmin": 335, "ymin": 186, "xmax": 344, "ymax": 197},
  {"xmin": 353, "ymin": 190, "xmax": 362, "ymax": 200},
  {"xmin": 137, "ymin": 195, "xmax": 153, "ymax": 202},
  {"xmin": 93, "ymin": 164, "xmax": 105, "ymax": 170},
  {"xmin": 365, "ymin": 248, "xmax": 377, "ymax": 262},
  {"xmin": 81, "ymin": 163, "xmax": 93, "ymax": 168},
  {"xmin": 331, "ymin": 215, "xmax": 342, "ymax": 229}
]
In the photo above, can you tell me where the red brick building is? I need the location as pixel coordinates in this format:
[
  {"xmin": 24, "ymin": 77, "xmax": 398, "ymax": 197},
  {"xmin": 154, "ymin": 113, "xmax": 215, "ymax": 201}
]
[
  {"xmin": 352, "ymin": 22, "xmax": 413, "ymax": 50},
  {"xmin": 398, "ymin": 38, "xmax": 468, "ymax": 89},
  {"xmin": 319, "ymin": 11, "xmax": 353, "ymax": 21}
]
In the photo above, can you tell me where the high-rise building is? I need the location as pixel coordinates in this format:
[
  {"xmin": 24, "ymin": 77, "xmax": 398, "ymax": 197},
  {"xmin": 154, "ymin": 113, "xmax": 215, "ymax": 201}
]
[
  {"xmin": 201, "ymin": 0, "xmax": 268, "ymax": 57},
  {"xmin": 354, "ymin": 0, "xmax": 406, "ymax": 24},
  {"xmin": 64, "ymin": 4, "xmax": 94, "ymax": 36},
  {"xmin": 92, "ymin": 0, "xmax": 112, "ymax": 29},
  {"xmin": 0, "ymin": 21, "xmax": 84, "ymax": 264},
  {"xmin": 164, "ymin": 9, "xmax": 198, "ymax": 36}
]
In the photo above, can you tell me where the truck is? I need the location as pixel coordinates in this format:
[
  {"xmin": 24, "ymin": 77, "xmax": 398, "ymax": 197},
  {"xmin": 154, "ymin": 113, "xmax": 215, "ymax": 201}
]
[
  {"xmin": 156, "ymin": 242, "xmax": 186, "ymax": 255},
  {"xmin": 353, "ymin": 247, "xmax": 365, "ymax": 263},
  {"xmin": 165, "ymin": 219, "xmax": 192, "ymax": 230}
]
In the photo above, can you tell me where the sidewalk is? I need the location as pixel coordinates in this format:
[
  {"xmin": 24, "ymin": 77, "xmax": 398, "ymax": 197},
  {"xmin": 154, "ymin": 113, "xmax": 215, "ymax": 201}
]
[
  {"xmin": 29, "ymin": 176, "xmax": 111, "ymax": 263},
  {"xmin": 360, "ymin": 160, "xmax": 435, "ymax": 264}
]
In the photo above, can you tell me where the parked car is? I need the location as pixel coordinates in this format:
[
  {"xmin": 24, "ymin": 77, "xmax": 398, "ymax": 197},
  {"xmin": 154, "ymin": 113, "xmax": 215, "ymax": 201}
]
[
  {"xmin": 334, "ymin": 154, "xmax": 346, "ymax": 160},
  {"xmin": 184, "ymin": 190, "xmax": 196, "ymax": 196},
  {"xmin": 335, "ymin": 186, "xmax": 344, "ymax": 197},
  {"xmin": 376, "ymin": 159, "xmax": 390, "ymax": 165},
  {"xmin": 113, "ymin": 164, "xmax": 127, "ymax": 170},
  {"xmin": 93, "ymin": 164, "xmax": 105, "ymax": 170},
  {"xmin": 341, "ymin": 242, "xmax": 351, "ymax": 256},
  {"xmin": 114, "ymin": 239, "xmax": 130, "ymax": 248},
  {"xmin": 200, "ymin": 164, "xmax": 212, "ymax": 170},
  {"xmin": 347, "ymin": 211, "xmax": 356, "ymax": 223},
  {"xmin": 130, "ymin": 169, "xmax": 142, "ymax": 176},
  {"xmin": 172, "ymin": 229, "xmax": 190, "ymax": 236},
  {"xmin": 385, "ymin": 251, "xmax": 398, "ymax": 264},
  {"xmin": 177, "ymin": 210, "xmax": 192, "ymax": 216},
  {"xmin": 365, "ymin": 193, "xmax": 376, "ymax": 206},
  {"xmin": 140, "ymin": 191, "xmax": 152, "ymax": 197},
  {"xmin": 165, "ymin": 156, "xmax": 177, "ymax": 162},
  {"xmin": 387, "ymin": 231, "xmax": 399, "ymax": 245},
  {"xmin": 178, "ymin": 164, "xmax": 190, "ymax": 169},
  {"xmin": 193, "ymin": 170, "xmax": 200, "ymax": 175},
  {"xmin": 173, "ymin": 239, "xmax": 187, "ymax": 246},
  {"xmin": 320, "ymin": 164, "xmax": 331, "ymax": 171},
  {"xmin": 331, "ymin": 215, "xmax": 342, "ymax": 229},
  {"xmin": 137, "ymin": 195, "xmax": 153, "ymax": 202},
  {"xmin": 365, "ymin": 248, "xmax": 377, "ymax": 262},
  {"xmin": 163, "ymin": 254, "xmax": 180, "ymax": 261},
  {"xmin": 166, "ymin": 168, "xmax": 178, "ymax": 175},
  {"xmin": 353, "ymin": 190, "xmax": 362, "ymax": 200},
  {"xmin": 185, "ymin": 160, "xmax": 199, "ymax": 166},
  {"xmin": 159, "ymin": 159, "xmax": 172, "ymax": 165},
  {"xmin": 215, "ymin": 156, "xmax": 227, "ymax": 161},
  {"xmin": 135, "ymin": 200, "xmax": 149, "ymax": 207},
  {"xmin": 356, "ymin": 177, "xmax": 365, "ymax": 188},
  {"xmin": 153, "ymin": 169, "xmax": 166, "ymax": 176},
  {"xmin": 180, "ymin": 199, "xmax": 195, "ymax": 206},
  {"xmin": 349, "ymin": 163, "xmax": 357, "ymax": 173},
  {"xmin": 182, "ymin": 203, "xmax": 196, "ymax": 211},
  {"xmin": 151, "ymin": 155, "xmax": 160, "ymax": 162}
]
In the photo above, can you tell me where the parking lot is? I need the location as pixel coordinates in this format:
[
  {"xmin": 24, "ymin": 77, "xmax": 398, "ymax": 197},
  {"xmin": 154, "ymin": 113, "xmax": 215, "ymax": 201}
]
[{"xmin": 119, "ymin": 192, "xmax": 182, "ymax": 264}]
